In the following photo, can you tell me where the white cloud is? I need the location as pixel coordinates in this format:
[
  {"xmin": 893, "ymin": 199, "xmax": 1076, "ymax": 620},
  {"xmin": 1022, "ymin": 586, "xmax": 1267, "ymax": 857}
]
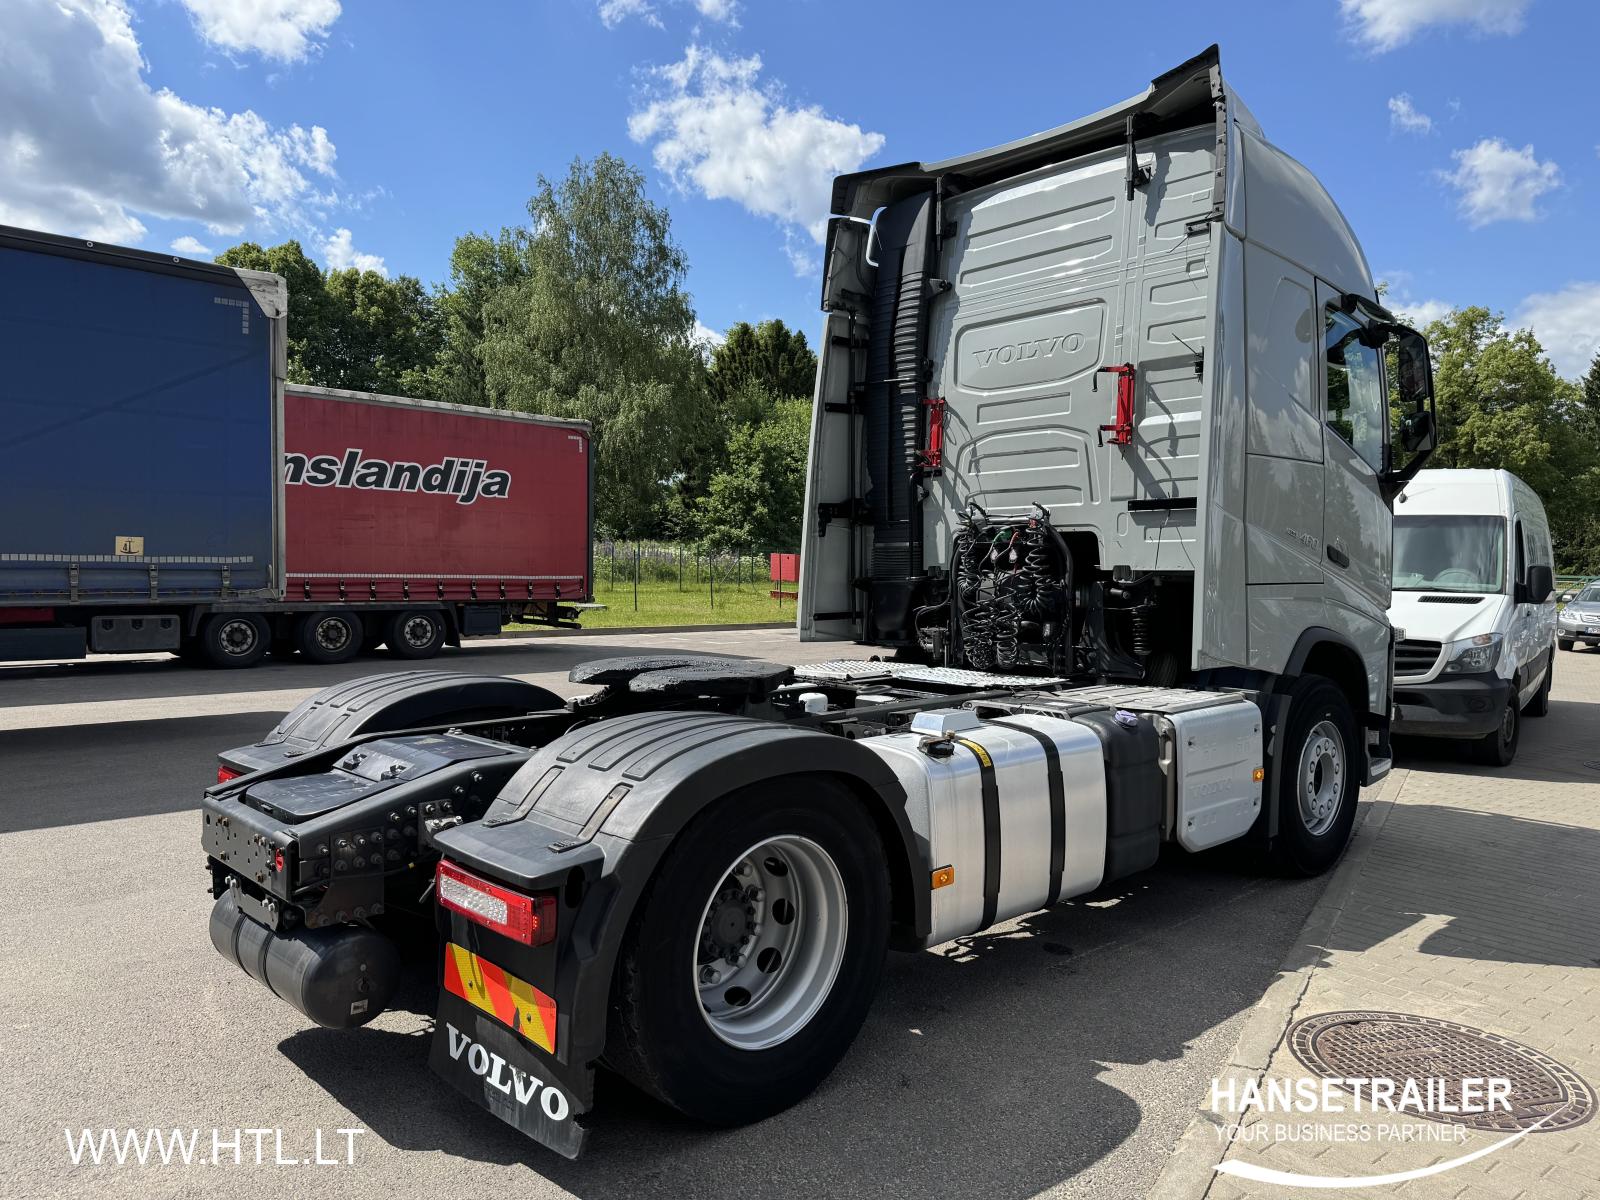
[
  {"xmin": 321, "ymin": 227, "xmax": 386, "ymax": 275},
  {"xmin": 628, "ymin": 46, "xmax": 884, "ymax": 275},
  {"xmin": 1341, "ymin": 0, "xmax": 1531, "ymax": 51},
  {"xmin": 598, "ymin": 0, "xmax": 661, "ymax": 28},
  {"xmin": 691, "ymin": 318, "xmax": 724, "ymax": 348},
  {"xmin": 170, "ymin": 235, "xmax": 213, "ymax": 256},
  {"xmin": 1395, "ymin": 296, "xmax": 1452, "ymax": 327},
  {"xmin": 1439, "ymin": 138, "xmax": 1560, "ymax": 226},
  {"xmin": 179, "ymin": 0, "xmax": 341, "ymax": 63},
  {"xmin": 0, "ymin": 0, "xmax": 346, "ymax": 244},
  {"xmin": 1388, "ymin": 93, "xmax": 1433, "ymax": 134},
  {"xmin": 1515, "ymin": 283, "xmax": 1600, "ymax": 378},
  {"xmin": 691, "ymin": 0, "xmax": 739, "ymax": 22}
]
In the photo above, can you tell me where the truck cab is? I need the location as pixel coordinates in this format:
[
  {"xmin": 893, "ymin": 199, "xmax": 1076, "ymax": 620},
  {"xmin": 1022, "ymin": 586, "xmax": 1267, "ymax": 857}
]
[
  {"xmin": 799, "ymin": 44, "xmax": 1436, "ymax": 786},
  {"xmin": 1389, "ymin": 468, "xmax": 1557, "ymax": 765}
]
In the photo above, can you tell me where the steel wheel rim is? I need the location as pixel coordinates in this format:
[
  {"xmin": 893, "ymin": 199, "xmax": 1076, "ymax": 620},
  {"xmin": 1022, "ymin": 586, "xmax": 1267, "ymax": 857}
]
[
  {"xmin": 219, "ymin": 619, "xmax": 258, "ymax": 655},
  {"xmin": 315, "ymin": 618, "xmax": 352, "ymax": 652},
  {"xmin": 1500, "ymin": 703, "xmax": 1517, "ymax": 750},
  {"xmin": 401, "ymin": 615, "xmax": 436, "ymax": 648},
  {"xmin": 1298, "ymin": 719, "xmax": 1345, "ymax": 837},
  {"xmin": 693, "ymin": 835, "xmax": 847, "ymax": 1051}
]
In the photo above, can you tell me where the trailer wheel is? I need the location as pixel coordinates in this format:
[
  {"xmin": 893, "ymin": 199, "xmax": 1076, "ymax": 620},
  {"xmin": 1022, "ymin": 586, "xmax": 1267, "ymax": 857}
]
[
  {"xmin": 200, "ymin": 614, "xmax": 269, "ymax": 669},
  {"xmin": 295, "ymin": 612, "xmax": 363, "ymax": 665},
  {"xmin": 386, "ymin": 610, "xmax": 445, "ymax": 660},
  {"xmin": 607, "ymin": 777, "xmax": 889, "ymax": 1125},
  {"xmin": 1270, "ymin": 676, "xmax": 1359, "ymax": 876}
]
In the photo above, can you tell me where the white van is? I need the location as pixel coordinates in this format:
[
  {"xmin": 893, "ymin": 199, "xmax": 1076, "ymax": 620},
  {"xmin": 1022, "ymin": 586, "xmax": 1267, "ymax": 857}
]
[{"xmin": 1388, "ymin": 469, "xmax": 1557, "ymax": 766}]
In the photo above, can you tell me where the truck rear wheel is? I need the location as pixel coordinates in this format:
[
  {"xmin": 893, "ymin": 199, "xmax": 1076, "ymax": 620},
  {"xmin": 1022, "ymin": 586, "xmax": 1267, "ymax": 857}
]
[
  {"xmin": 200, "ymin": 614, "xmax": 269, "ymax": 669},
  {"xmin": 296, "ymin": 612, "xmax": 363, "ymax": 665},
  {"xmin": 1270, "ymin": 677, "xmax": 1359, "ymax": 876},
  {"xmin": 606, "ymin": 777, "xmax": 889, "ymax": 1125},
  {"xmin": 386, "ymin": 610, "xmax": 445, "ymax": 660}
]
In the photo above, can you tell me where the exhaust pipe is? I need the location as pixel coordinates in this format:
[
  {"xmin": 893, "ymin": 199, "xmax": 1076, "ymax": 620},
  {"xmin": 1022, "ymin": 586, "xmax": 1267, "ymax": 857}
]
[{"xmin": 209, "ymin": 892, "xmax": 400, "ymax": 1029}]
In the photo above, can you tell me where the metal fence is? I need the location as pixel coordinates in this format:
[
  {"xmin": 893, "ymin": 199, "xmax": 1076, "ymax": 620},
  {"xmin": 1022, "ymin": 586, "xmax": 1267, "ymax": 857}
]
[{"xmin": 595, "ymin": 541, "xmax": 799, "ymax": 611}]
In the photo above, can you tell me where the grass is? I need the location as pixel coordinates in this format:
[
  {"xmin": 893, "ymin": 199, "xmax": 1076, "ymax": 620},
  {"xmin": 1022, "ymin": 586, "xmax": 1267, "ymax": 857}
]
[{"xmin": 508, "ymin": 576, "xmax": 797, "ymax": 631}]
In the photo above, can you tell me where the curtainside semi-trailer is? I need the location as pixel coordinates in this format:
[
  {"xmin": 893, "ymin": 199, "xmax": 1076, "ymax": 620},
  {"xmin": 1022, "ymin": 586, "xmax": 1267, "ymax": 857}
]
[
  {"xmin": 199, "ymin": 46, "xmax": 1436, "ymax": 1159},
  {"xmin": 0, "ymin": 226, "xmax": 593, "ymax": 668}
]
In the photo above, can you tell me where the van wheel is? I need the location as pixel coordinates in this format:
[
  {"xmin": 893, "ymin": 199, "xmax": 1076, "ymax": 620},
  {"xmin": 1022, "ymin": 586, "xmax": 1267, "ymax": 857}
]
[
  {"xmin": 387, "ymin": 610, "xmax": 445, "ymax": 660},
  {"xmin": 296, "ymin": 612, "xmax": 363, "ymax": 665},
  {"xmin": 1473, "ymin": 692, "xmax": 1520, "ymax": 766},
  {"xmin": 1522, "ymin": 654, "xmax": 1552, "ymax": 718},
  {"xmin": 1269, "ymin": 677, "xmax": 1360, "ymax": 876},
  {"xmin": 606, "ymin": 777, "xmax": 889, "ymax": 1125},
  {"xmin": 200, "ymin": 614, "xmax": 269, "ymax": 669}
]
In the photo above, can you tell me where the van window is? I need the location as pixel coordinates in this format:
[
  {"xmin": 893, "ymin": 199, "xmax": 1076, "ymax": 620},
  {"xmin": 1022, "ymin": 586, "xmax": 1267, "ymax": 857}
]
[
  {"xmin": 1392, "ymin": 515, "xmax": 1506, "ymax": 593},
  {"xmin": 1324, "ymin": 308, "xmax": 1386, "ymax": 472}
]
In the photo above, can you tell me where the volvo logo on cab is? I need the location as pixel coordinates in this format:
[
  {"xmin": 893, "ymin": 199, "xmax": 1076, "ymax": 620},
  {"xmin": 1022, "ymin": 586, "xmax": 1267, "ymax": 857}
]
[{"xmin": 973, "ymin": 332, "xmax": 1084, "ymax": 369}]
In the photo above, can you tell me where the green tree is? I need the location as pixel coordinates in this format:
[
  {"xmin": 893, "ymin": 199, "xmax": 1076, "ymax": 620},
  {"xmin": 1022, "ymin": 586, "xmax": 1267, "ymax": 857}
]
[
  {"xmin": 215, "ymin": 240, "xmax": 441, "ymax": 396},
  {"xmin": 1424, "ymin": 307, "xmax": 1600, "ymax": 573},
  {"xmin": 697, "ymin": 397, "xmax": 812, "ymax": 551},
  {"xmin": 421, "ymin": 229, "xmax": 529, "ymax": 407},
  {"xmin": 708, "ymin": 319, "xmax": 817, "ymax": 408},
  {"xmin": 477, "ymin": 154, "xmax": 715, "ymax": 536}
]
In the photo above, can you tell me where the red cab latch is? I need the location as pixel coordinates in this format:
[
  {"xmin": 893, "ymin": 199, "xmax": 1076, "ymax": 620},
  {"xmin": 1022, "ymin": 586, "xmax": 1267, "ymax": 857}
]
[
  {"xmin": 919, "ymin": 396, "xmax": 947, "ymax": 472},
  {"xmin": 1095, "ymin": 363, "xmax": 1137, "ymax": 446}
]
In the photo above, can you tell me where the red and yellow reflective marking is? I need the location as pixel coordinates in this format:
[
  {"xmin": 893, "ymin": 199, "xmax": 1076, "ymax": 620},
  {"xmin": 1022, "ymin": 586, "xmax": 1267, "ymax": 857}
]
[{"xmin": 442, "ymin": 941, "xmax": 557, "ymax": 1054}]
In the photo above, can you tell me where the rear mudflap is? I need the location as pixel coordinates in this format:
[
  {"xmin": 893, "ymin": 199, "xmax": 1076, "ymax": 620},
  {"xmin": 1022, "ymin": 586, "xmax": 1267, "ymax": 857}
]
[{"xmin": 430, "ymin": 987, "xmax": 591, "ymax": 1159}]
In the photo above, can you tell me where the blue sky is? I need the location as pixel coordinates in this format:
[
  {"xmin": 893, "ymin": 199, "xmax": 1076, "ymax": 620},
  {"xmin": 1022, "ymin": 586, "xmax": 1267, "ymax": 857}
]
[{"xmin": 4, "ymin": 0, "xmax": 1599, "ymax": 374}]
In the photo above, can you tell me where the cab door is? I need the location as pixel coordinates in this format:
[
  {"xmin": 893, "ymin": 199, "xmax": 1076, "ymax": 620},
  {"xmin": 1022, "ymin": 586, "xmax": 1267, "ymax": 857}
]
[{"xmin": 1316, "ymin": 285, "xmax": 1392, "ymax": 634}]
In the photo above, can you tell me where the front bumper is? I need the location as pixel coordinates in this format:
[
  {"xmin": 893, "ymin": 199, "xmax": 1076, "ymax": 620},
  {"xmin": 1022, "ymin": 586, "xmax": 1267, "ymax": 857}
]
[
  {"xmin": 1392, "ymin": 671, "xmax": 1510, "ymax": 739},
  {"xmin": 1559, "ymin": 621, "xmax": 1600, "ymax": 644}
]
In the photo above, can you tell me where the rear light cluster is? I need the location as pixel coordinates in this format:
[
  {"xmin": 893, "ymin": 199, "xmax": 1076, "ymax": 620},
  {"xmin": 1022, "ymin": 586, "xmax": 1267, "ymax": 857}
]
[
  {"xmin": 216, "ymin": 763, "xmax": 241, "ymax": 784},
  {"xmin": 436, "ymin": 860, "xmax": 556, "ymax": 946}
]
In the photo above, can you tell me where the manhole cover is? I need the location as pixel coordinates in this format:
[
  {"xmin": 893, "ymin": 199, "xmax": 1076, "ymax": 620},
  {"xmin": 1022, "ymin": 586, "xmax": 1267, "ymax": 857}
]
[{"xmin": 1288, "ymin": 1011, "xmax": 1595, "ymax": 1133}]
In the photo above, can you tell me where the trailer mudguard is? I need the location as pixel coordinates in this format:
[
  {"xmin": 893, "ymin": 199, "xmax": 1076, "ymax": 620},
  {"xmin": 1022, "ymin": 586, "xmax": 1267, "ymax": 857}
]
[
  {"xmin": 223, "ymin": 670, "xmax": 562, "ymax": 774},
  {"xmin": 432, "ymin": 711, "xmax": 928, "ymax": 1078}
]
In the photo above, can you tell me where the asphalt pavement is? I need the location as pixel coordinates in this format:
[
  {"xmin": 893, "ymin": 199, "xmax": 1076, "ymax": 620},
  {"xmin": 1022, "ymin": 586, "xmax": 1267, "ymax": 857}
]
[{"xmin": 1, "ymin": 630, "xmax": 1335, "ymax": 1199}]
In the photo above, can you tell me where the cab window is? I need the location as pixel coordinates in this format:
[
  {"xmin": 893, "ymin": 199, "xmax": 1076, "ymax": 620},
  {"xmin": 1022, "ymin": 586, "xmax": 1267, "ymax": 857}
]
[{"xmin": 1324, "ymin": 307, "xmax": 1386, "ymax": 472}]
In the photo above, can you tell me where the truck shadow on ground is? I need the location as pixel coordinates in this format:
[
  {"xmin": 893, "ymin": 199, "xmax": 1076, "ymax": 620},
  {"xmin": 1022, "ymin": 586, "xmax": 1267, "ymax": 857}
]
[
  {"xmin": 0, "ymin": 711, "xmax": 282, "ymax": 832},
  {"xmin": 277, "ymin": 845, "xmax": 1325, "ymax": 1198}
]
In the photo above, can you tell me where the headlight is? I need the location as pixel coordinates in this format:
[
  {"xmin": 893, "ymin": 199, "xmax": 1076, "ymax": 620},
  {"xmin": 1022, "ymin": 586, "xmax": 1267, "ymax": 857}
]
[
  {"xmin": 1559, "ymin": 610, "xmax": 1579, "ymax": 626},
  {"xmin": 1443, "ymin": 633, "xmax": 1502, "ymax": 674}
]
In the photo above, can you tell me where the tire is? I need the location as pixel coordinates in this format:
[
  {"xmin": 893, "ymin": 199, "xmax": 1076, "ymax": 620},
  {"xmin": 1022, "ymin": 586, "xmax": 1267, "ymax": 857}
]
[
  {"xmin": 295, "ymin": 611, "xmax": 364, "ymax": 665},
  {"xmin": 1557, "ymin": 638, "xmax": 1574, "ymax": 651},
  {"xmin": 1269, "ymin": 677, "xmax": 1360, "ymax": 876},
  {"xmin": 1472, "ymin": 688, "xmax": 1520, "ymax": 767},
  {"xmin": 199, "ymin": 614, "xmax": 269, "ymax": 669},
  {"xmin": 386, "ymin": 610, "xmax": 445, "ymax": 660},
  {"xmin": 1522, "ymin": 653, "xmax": 1552, "ymax": 718},
  {"xmin": 606, "ymin": 776, "xmax": 890, "ymax": 1125}
]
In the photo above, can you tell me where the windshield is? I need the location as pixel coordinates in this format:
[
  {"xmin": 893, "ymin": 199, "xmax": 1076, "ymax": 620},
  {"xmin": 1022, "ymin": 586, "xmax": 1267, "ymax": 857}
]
[
  {"xmin": 1575, "ymin": 584, "xmax": 1600, "ymax": 604},
  {"xmin": 1392, "ymin": 515, "xmax": 1506, "ymax": 593}
]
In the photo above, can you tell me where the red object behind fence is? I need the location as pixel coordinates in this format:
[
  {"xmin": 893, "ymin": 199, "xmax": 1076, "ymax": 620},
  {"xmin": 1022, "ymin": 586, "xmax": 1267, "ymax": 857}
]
[
  {"xmin": 769, "ymin": 553, "xmax": 799, "ymax": 584},
  {"xmin": 283, "ymin": 386, "xmax": 592, "ymax": 604}
]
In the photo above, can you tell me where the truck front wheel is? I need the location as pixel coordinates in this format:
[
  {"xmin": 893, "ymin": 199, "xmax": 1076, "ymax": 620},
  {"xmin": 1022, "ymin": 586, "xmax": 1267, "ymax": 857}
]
[
  {"xmin": 296, "ymin": 612, "xmax": 363, "ymax": 665},
  {"xmin": 200, "ymin": 614, "xmax": 269, "ymax": 668},
  {"xmin": 607, "ymin": 777, "xmax": 889, "ymax": 1125},
  {"xmin": 1271, "ymin": 677, "xmax": 1359, "ymax": 876},
  {"xmin": 386, "ymin": 610, "xmax": 445, "ymax": 660}
]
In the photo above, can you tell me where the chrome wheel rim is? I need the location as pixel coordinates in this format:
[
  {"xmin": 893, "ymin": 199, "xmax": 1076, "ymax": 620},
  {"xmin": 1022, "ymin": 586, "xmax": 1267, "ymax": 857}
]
[
  {"xmin": 218, "ymin": 619, "xmax": 258, "ymax": 656},
  {"xmin": 1298, "ymin": 719, "xmax": 1345, "ymax": 837},
  {"xmin": 401, "ymin": 615, "xmax": 436, "ymax": 648},
  {"xmin": 314, "ymin": 618, "xmax": 352, "ymax": 652},
  {"xmin": 693, "ymin": 835, "xmax": 847, "ymax": 1051}
]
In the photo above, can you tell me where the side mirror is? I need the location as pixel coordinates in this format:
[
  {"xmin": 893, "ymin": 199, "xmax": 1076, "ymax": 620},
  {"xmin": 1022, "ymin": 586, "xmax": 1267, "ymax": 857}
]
[
  {"xmin": 1381, "ymin": 326, "xmax": 1437, "ymax": 500},
  {"xmin": 1526, "ymin": 564, "xmax": 1554, "ymax": 604},
  {"xmin": 1560, "ymin": 591, "xmax": 1576, "ymax": 603}
]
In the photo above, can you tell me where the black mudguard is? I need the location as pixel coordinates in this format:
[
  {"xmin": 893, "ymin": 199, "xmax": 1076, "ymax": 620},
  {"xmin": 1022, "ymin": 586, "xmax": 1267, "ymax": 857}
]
[
  {"xmin": 429, "ymin": 710, "xmax": 929, "ymax": 1146},
  {"xmin": 223, "ymin": 670, "xmax": 563, "ymax": 774}
]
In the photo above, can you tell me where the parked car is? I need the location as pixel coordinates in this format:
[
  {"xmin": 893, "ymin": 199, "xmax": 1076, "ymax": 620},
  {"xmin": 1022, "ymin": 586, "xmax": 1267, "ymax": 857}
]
[
  {"xmin": 1558, "ymin": 581, "xmax": 1600, "ymax": 651},
  {"xmin": 1388, "ymin": 469, "xmax": 1556, "ymax": 767}
]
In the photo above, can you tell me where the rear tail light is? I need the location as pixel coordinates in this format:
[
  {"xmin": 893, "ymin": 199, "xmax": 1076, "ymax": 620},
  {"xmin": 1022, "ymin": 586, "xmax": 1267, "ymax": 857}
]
[
  {"xmin": 216, "ymin": 763, "xmax": 241, "ymax": 784},
  {"xmin": 436, "ymin": 860, "xmax": 556, "ymax": 946}
]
